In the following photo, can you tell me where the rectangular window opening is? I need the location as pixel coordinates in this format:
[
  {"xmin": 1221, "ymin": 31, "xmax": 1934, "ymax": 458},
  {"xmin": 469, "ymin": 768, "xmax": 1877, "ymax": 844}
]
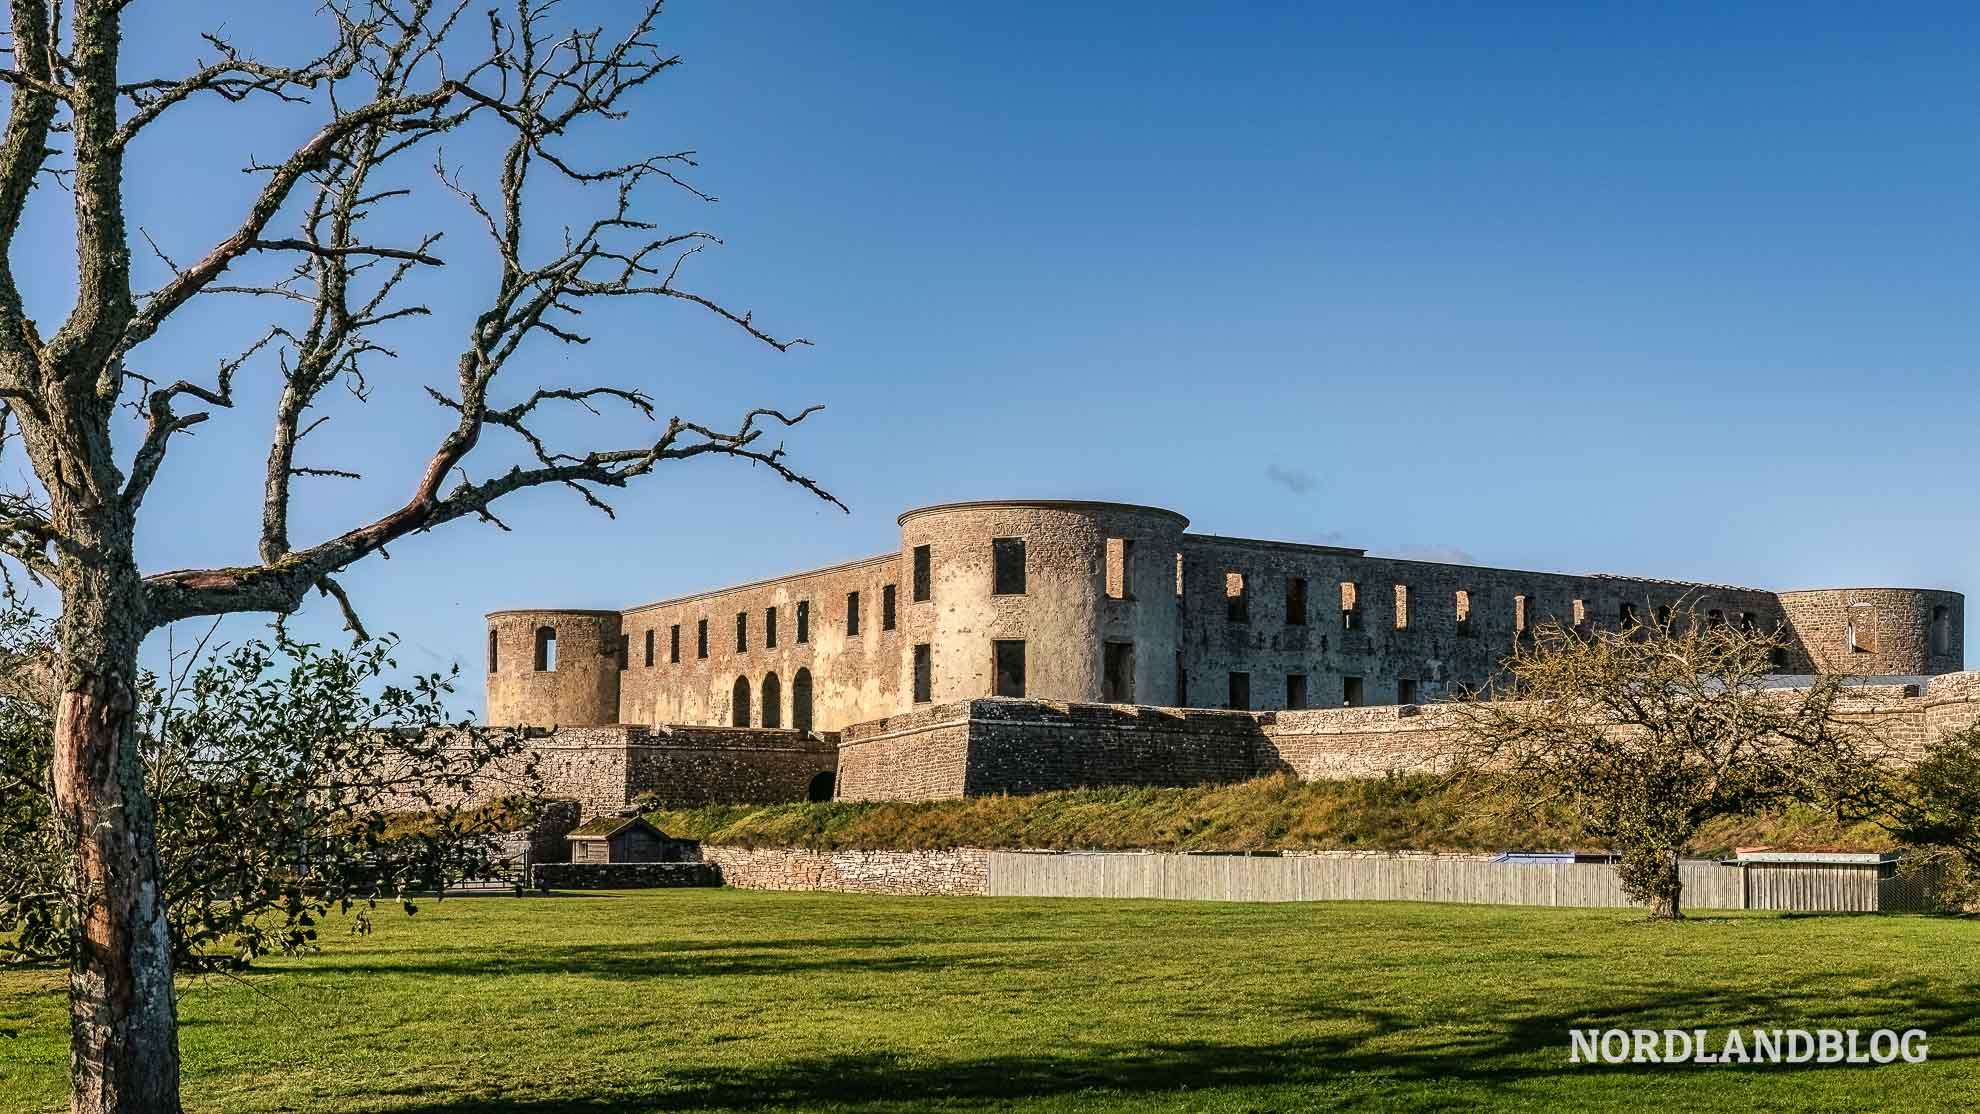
[
  {"xmin": 993, "ymin": 640, "xmax": 1026, "ymax": 698},
  {"xmin": 992, "ymin": 537, "xmax": 1027, "ymax": 595},
  {"xmin": 796, "ymin": 600, "xmax": 810, "ymax": 644},
  {"xmin": 534, "ymin": 626, "xmax": 556, "ymax": 672},
  {"xmin": 1398, "ymin": 677, "xmax": 1418, "ymax": 706},
  {"xmin": 1105, "ymin": 537, "xmax": 1136, "ymax": 600},
  {"xmin": 1394, "ymin": 584, "xmax": 1411, "ymax": 630},
  {"xmin": 1342, "ymin": 676, "xmax": 1364, "ymax": 707},
  {"xmin": 1228, "ymin": 671, "xmax": 1251, "ymax": 711},
  {"xmin": 883, "ymin": 584, "xmax": 898, "ymax": 631},
  {"xmin": 1103, "ymin": 641, "xmax": 1136, "ymax": 703},
  {"xmin": 1286, "ymin": 577, "xmax": 1308, "ymax": 626},
  {"xmin": 617, "ymin": 634, "xmax": 629, "ymax": 671},
  {"xmin": 669, "ymin": 624, "xmax": 680, "ymax": 664},
  {"xmin": 696, "ymin": 619, "xmax": 708, "ymax": 659},
  {"xmin": 1286, "ymin": 673, "xmax": 1308, "ymax": 710},
  {"xmin": 1341, "ymin": 582, "xmax": 1361, "ymax": 631},
  {"xmin": 847, "ymin": 591, "xmax": 861, "ymax": 637},
  {"xmin": 736, "ymin": 611, "xmax": 748, "ymax": 653},
  {"xmin": 913, "ymin": 643, "xmax": 933, "ymax": 703},
  {"xmin": 1846, "ymin": 605, "xmax": 1877, "ymax": 653},
  {"xmin": 643, "ymin": 628, "xmax": 655, "ymax": 667},
  {"xmin": 766, "ymin": 606, "xmax": 778, "ymax": 649},
  {"xmin": 912, "ymin": 545, "xmax": 932, "ymax": 602},
  {"xmin": 1225, "ymin": 570, "xmax": 1249, "ymax": 623},
  {"xmin": 1455, "ymin": 590, "xmax": 1472, "ymax": 636},
  {"xmin": 1514, "ymin": 594, "xmax": 1531, "ymax": 636}
]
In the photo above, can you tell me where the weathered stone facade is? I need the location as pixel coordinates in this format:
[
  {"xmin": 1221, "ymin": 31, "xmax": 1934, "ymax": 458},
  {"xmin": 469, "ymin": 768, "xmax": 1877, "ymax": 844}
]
[
  {"xmin": 478, "ymin": 498, "xmax": 1964, "ymax": 809},
  {"xmin": 457, "ymin": 725, "xmax": 838, "ymax": 815},
  {"xmin": 489, "ymin": 499, "xmax": 1964, "ymax": 731},
  {"xmin": 835, "ymin": 676, "xmax": 1980, "ymax": 800},
  {"xmin": 700, "ymin": 846, "xmax": 992, "ymax": 895}
]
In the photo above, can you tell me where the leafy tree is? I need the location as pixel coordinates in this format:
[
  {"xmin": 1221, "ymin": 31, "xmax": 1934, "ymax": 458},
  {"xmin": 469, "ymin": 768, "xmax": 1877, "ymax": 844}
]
[
  {"xmin": 0, "ymin": 3, "xmax": 839, "ymax": 1107},
  {"xmin": 1874, "ymin": 724, "xmax": 1980, "ymax": 912},
  {"xmin": 0, "ymin": 597, "xmax": 539, "ymax": 969},
  {"xmin": 1451, "ymin": 612, "xmax": 1868, "ymax": 918}
]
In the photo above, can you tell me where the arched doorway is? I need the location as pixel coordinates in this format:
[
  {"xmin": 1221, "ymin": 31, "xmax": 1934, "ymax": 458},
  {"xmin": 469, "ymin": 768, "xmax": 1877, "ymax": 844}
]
[
  {"xmin": 761, "ymin": 672, "xmax": 782, "ymax": 729},
  {"xmin": 792, "ymin": 668, "xmax": 813, "ymax": 734},
  {"xmin": 808, "ymin": 771, "xmax": 835, "ymax": 802},
  {"xmin": 731, "ymin": 676, "xmax": 751, "ymax": 727}
]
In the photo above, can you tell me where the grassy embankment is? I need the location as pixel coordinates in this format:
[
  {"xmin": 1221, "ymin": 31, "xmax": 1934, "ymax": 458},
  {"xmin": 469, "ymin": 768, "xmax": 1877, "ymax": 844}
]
[{"xmin": 640, "ymin": 772, "xmax": 1895, "ymax": 856}]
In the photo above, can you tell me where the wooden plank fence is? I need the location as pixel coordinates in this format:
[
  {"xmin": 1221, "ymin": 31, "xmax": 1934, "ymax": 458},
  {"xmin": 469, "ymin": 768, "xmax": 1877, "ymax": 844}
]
[{"xmin": 986, "ymin": 851, "xmax": 1934, "ymax": 912}]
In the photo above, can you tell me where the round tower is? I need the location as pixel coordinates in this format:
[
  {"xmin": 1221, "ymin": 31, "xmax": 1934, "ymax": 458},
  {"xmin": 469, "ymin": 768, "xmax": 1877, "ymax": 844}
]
[
  {"xmin": 484, "ymin": 609, "xmax": 623, "ymax": 726},
  {"xmin": 897, "ymin": 500, "xmax": 1189, "ymax": 706},
  {"xmin": 1775, "ymin": 589, "xmax": 1964, "ymax": 676}
]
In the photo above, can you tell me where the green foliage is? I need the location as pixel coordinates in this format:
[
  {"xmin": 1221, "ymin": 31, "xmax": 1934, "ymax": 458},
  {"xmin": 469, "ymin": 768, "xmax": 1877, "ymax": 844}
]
[
  {"xmin": 1887, "ymin": 724, "xmax": 1980, "ymax": 912},
  {"xmin": 635, "ymin": 772, "xmax": 1893, "ymax": 857},
  {"xmin": 0, "ymin": 602, "xmax": 538, "ymax": 969},
  {"xmin": 1451, "ymin": 616, "xmax": 1866, "ymax": 917}
]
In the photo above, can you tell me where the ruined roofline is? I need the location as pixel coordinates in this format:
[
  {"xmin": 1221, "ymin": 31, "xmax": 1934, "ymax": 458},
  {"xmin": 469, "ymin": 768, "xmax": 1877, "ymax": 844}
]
[
  {"xmin": 1775, "ymin": 586, "xmax": 1966, "ymax": 598},
  {"xmin": 1183, "ymin": 532, "xmax": 1368, "ymax": 558},
  {"xmin": 485, "ymin": 607, "xmax": 622, "ymax": 619},
  {"xmin": 1187, "ymin": 534, "xmax": 1764, "ymax": 591},
  {"xmin": 1585, "ymin": 572, "xmax": 1772, "ymax": 594},
  {"xmin": 618, "ymin": 551, "xmax": 899, "ymax": 615},
  {"xmin": 899, "ymin": 498, "xmax": 1191, "ymax": 528}
]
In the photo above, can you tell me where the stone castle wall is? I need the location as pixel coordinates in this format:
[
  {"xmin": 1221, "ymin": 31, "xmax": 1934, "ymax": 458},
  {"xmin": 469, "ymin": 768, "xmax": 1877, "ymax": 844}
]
[
  {"xmin": 616, "ymin": 554, "xmax": 905, "ymax": 734},
  {"xmin": 701, "ymin": 845, "xmax": 992, "ymax": 895},
  {"xmin": 1777, "ymin": 588, "xmax": 1964, "ymax": 676},
  {"xmin": 1179, "ymin": 535, "xmax": 1792, "ymax": 708},
  {"xmin": 486, "ymin": 499, "xmax": 1965, "ymax": 739},
  {"xmin": 836, "ymin": 674, "xmax": 1980, "ymax": 801},
  {"xmin": 397, "ymin": 724, "xmax": 838, "ymax": 817}
]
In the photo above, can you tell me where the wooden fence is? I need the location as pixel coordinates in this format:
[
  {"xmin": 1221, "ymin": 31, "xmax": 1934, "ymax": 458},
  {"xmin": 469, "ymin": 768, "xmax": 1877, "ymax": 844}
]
[{"xmin": 985, "ymin": 851, "xmax": 1934, "ymax": 912}]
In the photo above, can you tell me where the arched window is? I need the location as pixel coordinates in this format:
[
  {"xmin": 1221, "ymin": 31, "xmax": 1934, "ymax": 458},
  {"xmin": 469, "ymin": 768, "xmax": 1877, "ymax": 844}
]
[
  {"xmin": 731, "ymin": 676, "xmax": 751, "ymax": 727},
  {"xmin": 533, "ymin": 626, "xmax": 556, "ymax": 672},
  {"xmin": 792, "ymin": 668, "xmax": 814, "ymax": 734},
  {"xmin": 761, "ymin": 672, "xmax": 782, "ymax": 729},
  {"xmin": 808, "ymin": 770, "xmax": 835, "ymax": 802},
  {"xmin": 488, "ymin": 629, "xmax": 499, "ymax": 673}
]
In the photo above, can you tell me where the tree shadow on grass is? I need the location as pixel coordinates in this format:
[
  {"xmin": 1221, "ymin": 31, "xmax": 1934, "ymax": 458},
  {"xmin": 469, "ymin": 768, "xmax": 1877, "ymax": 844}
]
[
  {"xmin": 298, "ymin": 935, "xmax": 1008, "ymax": 982},
  {"xmin": 359, "ymin": 978, "xmax": 1980, "ymax": 1113}
]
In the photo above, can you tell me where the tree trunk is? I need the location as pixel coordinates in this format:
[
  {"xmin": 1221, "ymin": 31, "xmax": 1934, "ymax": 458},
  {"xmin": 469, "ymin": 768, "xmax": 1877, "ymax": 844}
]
[
  {"xmin": 49, "ymin": 546, "xmax": 181, "ymax": 1114},
  {"xmin": 1648, "ymin": 850, "xmax": 1684, "ymax": 920}
]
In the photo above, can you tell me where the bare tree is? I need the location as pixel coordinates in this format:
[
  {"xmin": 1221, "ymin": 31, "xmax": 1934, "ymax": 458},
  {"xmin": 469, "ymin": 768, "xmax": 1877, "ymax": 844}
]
[
  {"xmin": 0, "ymin": 4, "xmax": 839, "ymax": 1110},
  {"xmin": 1449, "ymin": 612, "xmax": 1869, "ymax": 919}
]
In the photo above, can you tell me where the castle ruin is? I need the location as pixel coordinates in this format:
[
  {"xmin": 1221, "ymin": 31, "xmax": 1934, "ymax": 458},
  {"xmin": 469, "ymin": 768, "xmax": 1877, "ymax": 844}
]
[{"xmin": 483, "ymin": 499, "xmax": 1969, "ymax": 811}]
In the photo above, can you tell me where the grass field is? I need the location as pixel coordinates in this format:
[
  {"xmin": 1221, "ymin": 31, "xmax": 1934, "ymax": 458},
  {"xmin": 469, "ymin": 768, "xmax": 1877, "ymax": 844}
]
[{"xmin": 3, "ymin": 890, "xmax": 1976, "ymax": 1112}]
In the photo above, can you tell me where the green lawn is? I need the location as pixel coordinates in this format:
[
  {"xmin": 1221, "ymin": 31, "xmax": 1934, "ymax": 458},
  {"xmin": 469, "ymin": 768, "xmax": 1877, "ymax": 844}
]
[{"xmin": 3, "ymin": 891, "xmax": 1976, "ymax": 1112}]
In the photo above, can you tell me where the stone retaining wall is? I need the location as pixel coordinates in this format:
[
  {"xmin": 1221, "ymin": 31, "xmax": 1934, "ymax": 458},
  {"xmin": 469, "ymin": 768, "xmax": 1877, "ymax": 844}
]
[
  {"xmin": 836, "ymin": 674, "xmax": 1980, "ymax": 799},
  {"xmin": 533, "ymin": 862, "xmax": 720, "ymax": 889},
  {"xmin": 701, "ymin": 846, "xmax": 991, "ymax": 896}
]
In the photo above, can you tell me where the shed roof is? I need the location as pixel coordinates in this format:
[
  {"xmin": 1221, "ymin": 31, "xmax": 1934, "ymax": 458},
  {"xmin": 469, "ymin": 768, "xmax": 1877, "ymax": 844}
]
[{"xmin": 568, "ymin": 815, "xmax": 664, "ymax": 840}]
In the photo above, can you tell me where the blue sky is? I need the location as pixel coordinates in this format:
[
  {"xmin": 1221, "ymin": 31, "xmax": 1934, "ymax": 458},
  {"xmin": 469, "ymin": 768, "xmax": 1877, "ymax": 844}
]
[{"xmin": 9, "ymin": 2, "xmax": 1977, "ymax": 710}]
